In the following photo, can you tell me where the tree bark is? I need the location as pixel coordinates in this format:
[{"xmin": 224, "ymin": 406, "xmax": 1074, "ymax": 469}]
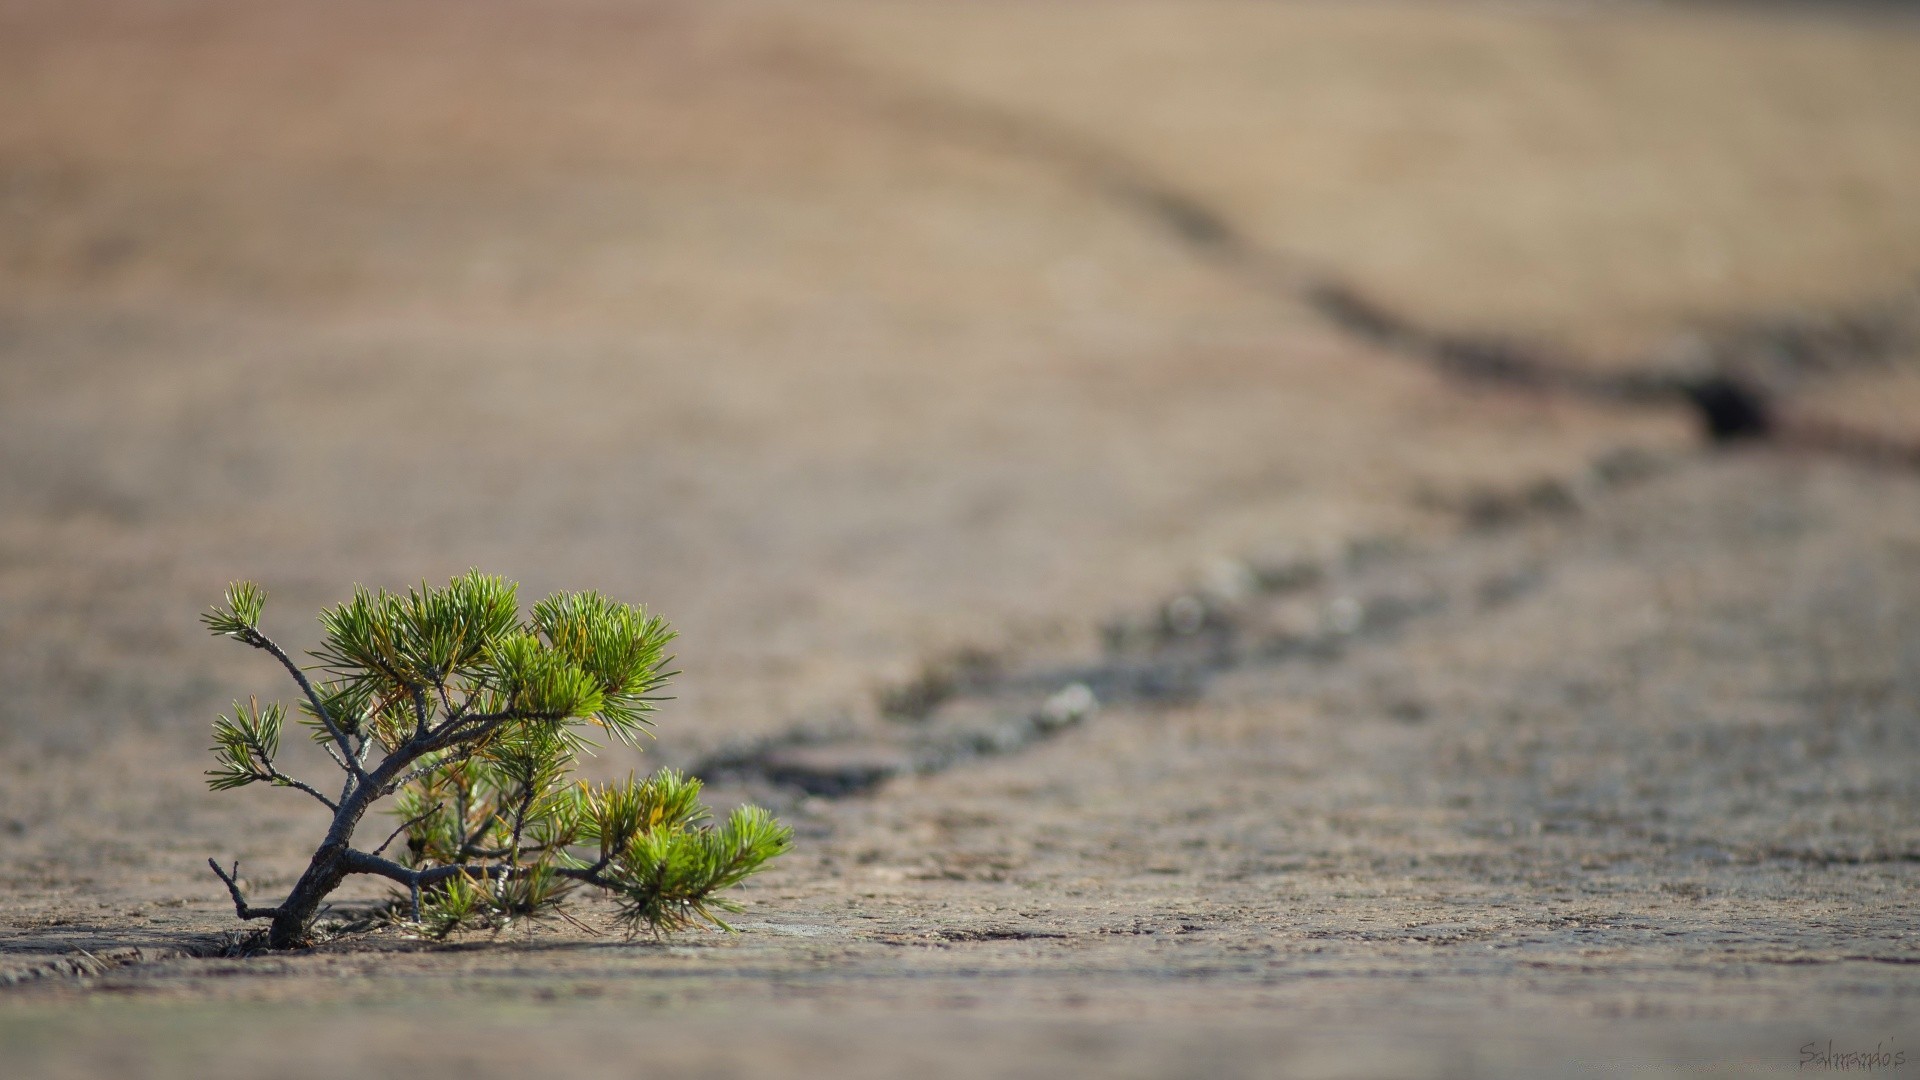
[
  {"xmin": 267, "ymin": 841, "xmax": 351, "ymax": 948},
  {"xmin": 265, "ymin": 769, "xmax": 390, "ymax": 948}
]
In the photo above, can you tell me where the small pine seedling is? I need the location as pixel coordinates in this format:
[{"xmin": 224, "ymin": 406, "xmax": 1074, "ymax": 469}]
[{"xmin": 201, "ymin": 571, "xmax": 791, "ymax": 949}]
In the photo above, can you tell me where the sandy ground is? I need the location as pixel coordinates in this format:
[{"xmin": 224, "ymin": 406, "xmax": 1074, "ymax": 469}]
[{"xmin": 2, "ymin": 1, "xmax": 1918, "ymax": 1076}]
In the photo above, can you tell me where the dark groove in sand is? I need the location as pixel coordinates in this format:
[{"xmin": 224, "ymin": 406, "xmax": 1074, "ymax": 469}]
[
  {"xmin": 684, "ymin": 40, "xmax": 1920, "ymax": 795},
  {"xmin": 771, "ymin": 41, "xmax": 1920, "ymax": 457},
  {"xmin": 688, "ymin": 39, "xmax": 1920, "ymax": 800},
  {"xmin": 692, "ymin": 447, "xmax": 1680, "ymax": 798}
]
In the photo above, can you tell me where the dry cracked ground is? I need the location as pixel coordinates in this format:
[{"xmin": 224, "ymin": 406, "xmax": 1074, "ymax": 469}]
[{"xmin": 3, "ymin": 1, "xmax": 1920, "ymax": 1076}]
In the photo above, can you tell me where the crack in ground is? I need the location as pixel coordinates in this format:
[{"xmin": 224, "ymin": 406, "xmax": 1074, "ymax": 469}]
[
  {"xmin": 768, "ymin": 41, "xmax": 1920, "ymax": 459},
  {"xmin": 0, "ymin": 934, "xmax": 251, "ymax": 989},
  {"xmin": 693, "ymin": 447, "xmax": 1681, "ymax": 800},
  {"xmin": 687, "ymin": 39, "xmax": 1920, "ymax": 799}
]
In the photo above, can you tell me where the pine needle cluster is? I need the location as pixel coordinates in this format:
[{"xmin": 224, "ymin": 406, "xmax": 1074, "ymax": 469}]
[{"xmin": 200, "ymin": 571, "xmax": 790, "ymax": 949}]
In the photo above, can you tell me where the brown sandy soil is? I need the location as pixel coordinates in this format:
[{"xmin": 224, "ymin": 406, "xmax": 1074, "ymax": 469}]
[
  {"xmin": 1, "ymin": 1, "xmax": 1918, "ymax": 1076},
  {"xmin": 813, "ymin": 0, "xmax": 1920, "ymax": 360}
]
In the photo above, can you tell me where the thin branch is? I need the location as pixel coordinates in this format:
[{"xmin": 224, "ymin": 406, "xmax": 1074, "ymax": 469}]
[
  {"xmin": 434, "ymin": 684, "xmax": 465, "ymax": 743},
  {"xmin": 575, "ymin": 844, "xmax": 620, "ymax": 880},
  {"xmin": 447, "ymin": 839, "xmax": 563, "ymax": 861},
  {"xmin": 207, "ymin": 859, "xmax": 281, "ymax": 920},
  {"xmin": 433, "ymin": 686, "xmax": 481, "ymax": 727},
  {"xmin": 421, "ymin": 707, "xmax": 565, "ymax": 757},
  {"xmin": 372, "ymin": 806, "xmax": 440, "ymax": 857},
  {"xmin": 417, "ymin": 863, "xmax": 510, "ymax": 886},
  {"xmin": 552, "ymin": 906, "xmax": 604, "ymax": 937},
  {"xmin": 424, "ymin": 703, "xmax": 541, "ymax": 743},
  {"xmin": 377, "ymin": 718, "xmax": 514, "ymax": 797},
  {"xmin": 258, "ymin": 768, "xmax": 338, "ymax": 811},
  {"xmin": 240, "ymin": 628, "xmax": 366, "ymax": 782},
  {"xmin": 507, "ymin": 785, "xmax": 537, "ymax": 865},
  {"xmin": 339, "ymin": 848, "xmax": 424, "ymax": 885},
  {"xmin": 460, "ymin": 803, "xmax": 506, "ymax": 861},
  {"xmin": 340, "ymin": 848, "xmax": 509, "ymax": 888},
  {"xmin": 422, "ymin": 707, "xmax": 505, "ymax": 745},
  {"xmin": 555, "ymin": 865, "xmax": 615, "ymax": 889},
  {"xmin": 452, "ymin": 779, "xmax": 471, "ymax": 858},
  {"xmin": 320, "ymin": 742, "xmax": 350, "ymax": 774},
  {"xmin": 379, "ymin": 737, "xmax": 485, "ymax": 799},
  {"xmin": 410, "ymin": 686, "xmax": 432, "ymax": 741}
]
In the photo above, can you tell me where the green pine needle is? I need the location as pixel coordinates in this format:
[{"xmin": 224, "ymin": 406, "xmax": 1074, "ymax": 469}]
[
  {"xmin": 206, "ymin": 571, "xmax": 790, "ymax": 946},
  {"xmin": 205, "ymin": 697, "xmax": 285, "ymax": 790},
  {"xmin": 201, "ymin": 580, "xmax": 266, "ymax": 638}
]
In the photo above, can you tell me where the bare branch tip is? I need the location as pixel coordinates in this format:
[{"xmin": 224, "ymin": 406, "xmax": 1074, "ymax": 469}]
[{"xmin": 208, "ymin": 858, "xmax": 279, "ymax": 921}]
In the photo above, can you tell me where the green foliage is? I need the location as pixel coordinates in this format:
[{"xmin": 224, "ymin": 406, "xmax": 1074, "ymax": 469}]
[
  {"xmin": 392, "ymin": 763, "xmax": 792, "ymax": 939},
  {"xmin": 415, "ymin": 870, "xmax": 497, "ymax": 939},
  {"xmin": 313, "ymin": 571, "xmax": 522, "ymax": 694},
  {"xmin": 604, "ymin": 805, "xmax": 793, "ymax": 934},
  {"xmin": 294, "ymin": 572, "xmax": 676, "ymax": 754},
  {"xmin": 530, "ymin": 591, "xmax": 676, "ymax": 747},
  {"xmin": 201, "ymin": 580, "xmax": 266, "ymax": 638},
  {"xmin": 206, "ymin": 697, "xmax": 285, "ymax": 791},
  {"xmin": 202, "ymin": 571, "xmax": 788, "ymax": 946}
]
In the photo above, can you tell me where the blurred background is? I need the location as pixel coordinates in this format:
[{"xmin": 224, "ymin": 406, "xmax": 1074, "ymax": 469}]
[{"xmin": 3, "ymin": 0, "xmax": 1920, "ymax": 959}]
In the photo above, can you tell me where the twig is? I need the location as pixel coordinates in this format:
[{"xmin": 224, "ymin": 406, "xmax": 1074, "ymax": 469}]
[
  {"xmin": 374, "ymin": 711, "xmax": 544, "ymax": 798},
  {"xmin": 423, "ymin": 707, "xmax": 563, "ymax": 752},
  {"xmin": 507, "ymin": 786, "xmax": 537, "ymax": 865},
  {"xmin": 321, "ymin": 742, "xmax": 350, "ymax": 774},
  {"xmin": 555, "ymin": 865, "xmax": 614, "ymax": 889},
  {"xmin": 207, "ymin": 859, "xmax": 281, "ymax": 920},
  {"xmin": 241, "ymin": 628, "xmax": 366, "ymax": 782},
  {"xmin": 259, "ymin": 768, "xmax": 338, "ymax": 811},
  {"xmin": 340, "ymin": 848, "xmax": 510, "ymax": 888},
  {"xmin": 553, "ymin": 906, "xmax": 604, "ymax": 937},
  {"xmin": 372, "ymin": 806, "xmax": 441, "ymax": 857},
  {"xmin": 410, "ymin": 686, "xmax": 432, "ymax": 741}
]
